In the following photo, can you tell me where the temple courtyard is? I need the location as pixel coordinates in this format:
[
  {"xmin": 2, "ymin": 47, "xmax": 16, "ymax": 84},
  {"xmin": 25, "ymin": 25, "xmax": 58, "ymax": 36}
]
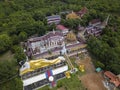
[{"xmin": 38, "ymin": 53, "xmax": 107, "ymax": 90}]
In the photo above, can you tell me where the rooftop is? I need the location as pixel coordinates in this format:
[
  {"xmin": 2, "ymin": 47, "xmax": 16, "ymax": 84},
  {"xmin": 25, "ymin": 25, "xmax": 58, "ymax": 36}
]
[
  {"xmin": 66, "ymin": 11, "xmax": 80, "ymax": 19},
  {"xmin": 76, "ymin": 7, "xmax": 88, "ymax": 16},
  {"xmin": 56, "ymin": 25, "xmax": 68, "ymax": 31},
  {"xmin": 89, "ymin": 19, "xmax": 101, "ymax": 24},
  {"xmin": 104, "ymin": 71, "xmax": 120, "ymax": 87},
  {"xmin": 28, "ymin": 31, "xmax": 63, "ymax": 42}
]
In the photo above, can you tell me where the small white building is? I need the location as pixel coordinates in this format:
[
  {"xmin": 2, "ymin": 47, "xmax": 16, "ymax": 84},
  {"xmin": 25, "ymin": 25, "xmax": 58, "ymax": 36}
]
[{"xmin": 56, "ymin": 25, "xmax": 69, "ymax": 35}]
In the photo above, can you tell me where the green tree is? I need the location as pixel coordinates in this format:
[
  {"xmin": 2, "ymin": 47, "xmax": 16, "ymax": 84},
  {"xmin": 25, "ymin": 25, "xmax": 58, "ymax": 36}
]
[
  {"xmin": 18, "ymin": 31, "xmax": 27, "ymax": 41},
  {"xmin": 33, "ymin": 10, "xmax": 45, "ymax": 21},
  {"xmin": 13, "ymin": 46, "xmax": 26, "ymax": 63},
  {"xmin": 0, "ymin": 60, "xmax": 17, "ymax": 82},
  {"xmin": 11, "ymin": 34, "xmax": 19, "ymax": 45},
  {"xmin": 0, "ymin": 34, "xmax": 12, "ymax": 53}
]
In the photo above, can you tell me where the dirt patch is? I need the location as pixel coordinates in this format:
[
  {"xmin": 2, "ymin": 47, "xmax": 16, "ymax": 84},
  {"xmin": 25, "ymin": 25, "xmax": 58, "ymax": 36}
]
[
  {"xmin": 79, "ymin": 73, "xmax": 106, "ymax": 90},
  {"xmin": 77, "ymin": 55, "xmax": 107, "ymax": 90},
  {"xmin": 76, "ymin": 56, "xmax": 95, "ymax": 73}
]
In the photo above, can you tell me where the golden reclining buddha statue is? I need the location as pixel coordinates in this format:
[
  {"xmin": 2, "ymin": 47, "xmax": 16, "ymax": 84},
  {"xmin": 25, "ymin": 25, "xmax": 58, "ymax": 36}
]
[{"xmin": 20, "ymin": 56, "xmax": 65, "ymax": 75}]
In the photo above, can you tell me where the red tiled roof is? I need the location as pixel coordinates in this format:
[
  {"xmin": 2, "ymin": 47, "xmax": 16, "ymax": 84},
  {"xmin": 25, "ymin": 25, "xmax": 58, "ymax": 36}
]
[
  {"xmin": 76, "ymin": 7, "xmax": 88, "ymax": 17},
  {"xmin": 104, "ymin": 71, "xmax": 120, "ymax": 87},
  {"xmin": 56, "ymin": 25, "xmax": 68, "ymax": 31},
  {"xmin": 110, "ymin": 79, "xmax": 120, "ymax": 87},
  {"xmin": 104, "ymin": 71, "xmax": 116, "ymax": 79}
]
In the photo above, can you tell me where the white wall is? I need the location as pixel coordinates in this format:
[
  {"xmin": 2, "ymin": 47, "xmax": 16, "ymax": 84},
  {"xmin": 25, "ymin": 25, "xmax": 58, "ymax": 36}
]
[{"xmin": 23, "ymin": 65, "xmax": 68, "ymax": 86}]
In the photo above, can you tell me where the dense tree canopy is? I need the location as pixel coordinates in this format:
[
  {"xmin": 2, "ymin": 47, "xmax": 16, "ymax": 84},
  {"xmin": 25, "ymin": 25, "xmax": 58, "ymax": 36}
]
[
  {"xmin": 0, "ymin": 60, "xmax": 17, "ymax": 82},
  {"xmin": 0, "ymin": 34, "xmax": 12, "ymax": 53},
  {"xmin": 87, "ymin": 27, "xmax": 120, "ymax": 74},
  {"xmin": 0, "ymin": 0, "xmax": 120, "ymax": 89},
  {"xmin": 13, "ymin": 46, "xmax": 26, "ymax": 63},
  {"xmin": 0, "ymin": 60, "xmax": 23, "ymax": 90}
]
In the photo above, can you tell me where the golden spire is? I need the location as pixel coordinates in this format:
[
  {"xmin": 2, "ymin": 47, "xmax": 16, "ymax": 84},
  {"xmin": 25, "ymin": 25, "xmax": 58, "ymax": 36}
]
[
  {"xmin": 66, "ymin": 12, "xmax": 80, "ymax": 19},
  {"xmin": 66, "ymin": 31, "xmax": 77, "ymax": 41}
]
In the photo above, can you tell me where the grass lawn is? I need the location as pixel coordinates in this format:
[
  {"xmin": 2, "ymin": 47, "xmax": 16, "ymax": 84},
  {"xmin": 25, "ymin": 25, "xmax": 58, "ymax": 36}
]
[
  {"xmin": 39, "ymin": 74, "xmax": 85, "ymax": 90},
  {"xmin": 0, "ymin": 51, "xmax": 14, "ymax": 61}
]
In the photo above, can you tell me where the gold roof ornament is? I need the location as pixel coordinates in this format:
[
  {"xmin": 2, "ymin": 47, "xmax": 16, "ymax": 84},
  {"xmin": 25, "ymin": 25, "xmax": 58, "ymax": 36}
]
[
  {"xmin": 66, "ymin": 11, "xmax": 80, "ymax": 19},
  {"xmin": 20, "ymin": 57, "xmax": 65, "ymax": 75},
  {"xmin": 66, "ymin": 31, "xmax": 77, "ymax": 42}
]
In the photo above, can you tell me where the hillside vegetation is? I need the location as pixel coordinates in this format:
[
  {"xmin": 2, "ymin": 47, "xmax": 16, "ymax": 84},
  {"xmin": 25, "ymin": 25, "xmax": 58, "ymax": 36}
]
[{"xmin": 0, "ymin": 0, "xmax": 120, "ymax": 90}]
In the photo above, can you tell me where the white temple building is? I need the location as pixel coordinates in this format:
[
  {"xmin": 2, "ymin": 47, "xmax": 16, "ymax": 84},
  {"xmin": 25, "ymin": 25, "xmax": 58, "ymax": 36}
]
[
  {"xmin": 20, "ymin": 56, "xmax": 68, "ymax": 90},
  {"xmin": 26, "ymin": 31, "xmax": 64, "ymax": 56}
]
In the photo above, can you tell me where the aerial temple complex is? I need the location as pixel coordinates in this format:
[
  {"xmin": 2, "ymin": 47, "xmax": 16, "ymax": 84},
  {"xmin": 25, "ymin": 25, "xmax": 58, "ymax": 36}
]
[{"xmin": 20, "ymin": 7, "xmax": 109, "ymax": 90}]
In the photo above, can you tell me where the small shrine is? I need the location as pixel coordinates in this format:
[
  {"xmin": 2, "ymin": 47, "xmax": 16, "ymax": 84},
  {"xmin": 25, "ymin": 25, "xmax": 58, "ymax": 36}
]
[
  {"xmin": 66, "ymin": 31, "xmax": 77, "ymax": 42},
  {"xmin": 66, "ymin": 11, "xmax": 80, "ymax": 19}
]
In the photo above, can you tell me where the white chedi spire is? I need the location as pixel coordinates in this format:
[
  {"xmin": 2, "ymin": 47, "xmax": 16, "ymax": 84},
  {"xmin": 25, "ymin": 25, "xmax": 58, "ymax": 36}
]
[
  {"xmin": 101, "ymin": 15, "xmax": 110, "ymax": 29},
  {"xmin": 105, "ymin": 15, "xmax": 110, "ymax": 25},
  {"xmin": 53, "ymin": 28, "xmax": 55, "ymax": 34},
  {"xmin": 61, "ymin": 45, "xmax": 67, "ymax": 55}
]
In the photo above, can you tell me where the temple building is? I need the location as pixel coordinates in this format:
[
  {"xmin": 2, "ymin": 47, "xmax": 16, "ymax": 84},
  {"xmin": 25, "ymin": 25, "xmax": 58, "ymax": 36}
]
[
  {"xmin": 46, "ymin": 15, "xmax": 61, "ymax": 25},
  {"xmin": 20, "ymin": 56, "xmax": 68, "ymax": 90},
  {"xmin": 89, "ymin": 19, "xmax": 101, "ymax": 27},
  {"xmin": 104, "ymin": 71, "xmax": 120, "ymax": 88},
  {"xmin": 66, "ymin": 11, "xmax": 80, "ymax": 19},
  {"xmin": 89, "ymin": 15, "xmax": 110, "ymax": 29},
  {"xmin": 84, "ymin": 15, "xmax": 110, "ymax": 38},
  {"xmin": 76, "ymin": 7, "xmax": 88, "ymax": 18},
  {"xmin": 26, "ymin": 31, "xmax": 64, "ymax": 57},
  {"xmin": 56, "ymin": 25, "xmax": 69, "ymax": 35},
  {"xmin": 84, "ymin": 26, "xmax": 102, "ymax": 37},
  {"xmin": 77, "ymin": 24, "xmax": 85, "ymax": 31}
]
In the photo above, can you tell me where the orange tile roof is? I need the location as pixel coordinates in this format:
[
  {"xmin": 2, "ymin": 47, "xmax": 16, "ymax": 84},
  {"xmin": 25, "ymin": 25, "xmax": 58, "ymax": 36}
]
[{"xmin": 104, "ymin": 71, "xmax": 120, "ymax": 87}]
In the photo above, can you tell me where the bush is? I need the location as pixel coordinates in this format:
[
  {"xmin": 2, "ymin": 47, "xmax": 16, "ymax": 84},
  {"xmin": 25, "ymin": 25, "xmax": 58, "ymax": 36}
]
[
  {"xmin": 13, "ymin": 46, "xmax": 26, "ymax": 63},
  {"xmin": 95, "ymin": 61, "xmax": 105, "ymax": 69},
  {"xmin": 0, "ymin": 34, "xmax": 12, "ymax": 53}
]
